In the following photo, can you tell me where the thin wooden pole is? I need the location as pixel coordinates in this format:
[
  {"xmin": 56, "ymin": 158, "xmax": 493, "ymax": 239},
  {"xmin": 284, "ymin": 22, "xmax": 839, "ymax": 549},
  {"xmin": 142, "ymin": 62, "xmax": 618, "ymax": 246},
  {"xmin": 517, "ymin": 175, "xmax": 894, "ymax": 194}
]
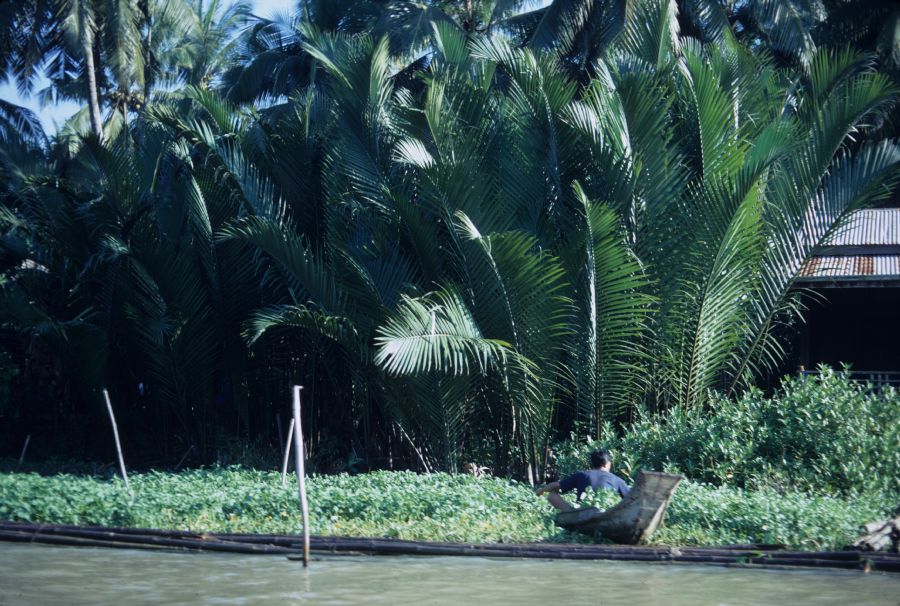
[
  {"xmin": 102, "ymin": 388, "xmax": 130, "ymax": 492},
  {"xmin": 292, "ymin": 385, "xmax": 310, "ymax": 567},
  {"xmin": 17, "ymin": 435, "xmax": 31, "ymax": 467},
  {"xmin": 174, "ymin": 445, "xmax": 194, "ymax": 471},
  {"xmin": 280, "ymin": 418, "xmax": 295, "ymax": 487}
]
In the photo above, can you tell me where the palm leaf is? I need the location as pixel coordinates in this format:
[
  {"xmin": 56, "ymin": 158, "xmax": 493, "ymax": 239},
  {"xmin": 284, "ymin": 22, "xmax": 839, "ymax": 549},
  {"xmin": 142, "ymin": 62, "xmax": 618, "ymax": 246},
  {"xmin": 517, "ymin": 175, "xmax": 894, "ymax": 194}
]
[{"xmin": 374, "ymin": 289, "xmax": 518, "ymax": 377}]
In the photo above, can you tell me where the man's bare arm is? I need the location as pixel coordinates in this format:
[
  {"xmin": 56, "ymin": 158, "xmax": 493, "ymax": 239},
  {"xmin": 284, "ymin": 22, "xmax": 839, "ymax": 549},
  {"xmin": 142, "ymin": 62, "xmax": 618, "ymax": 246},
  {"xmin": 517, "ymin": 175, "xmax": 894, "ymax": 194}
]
[{"xmin": 535, "ymin": 481, "xmax": 561, "ymax": 496}]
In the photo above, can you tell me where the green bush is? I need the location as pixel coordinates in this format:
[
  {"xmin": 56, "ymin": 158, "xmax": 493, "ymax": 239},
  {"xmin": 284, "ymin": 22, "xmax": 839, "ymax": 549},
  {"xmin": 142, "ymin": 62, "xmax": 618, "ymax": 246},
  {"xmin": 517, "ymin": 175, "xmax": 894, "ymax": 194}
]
[
  {"xmin": 655, "ymin": 481, "xmax": 890, "ymax": 550},
  {"xmin": 556, "ymin": 367, "xmax": 900, "ymax": 498}
]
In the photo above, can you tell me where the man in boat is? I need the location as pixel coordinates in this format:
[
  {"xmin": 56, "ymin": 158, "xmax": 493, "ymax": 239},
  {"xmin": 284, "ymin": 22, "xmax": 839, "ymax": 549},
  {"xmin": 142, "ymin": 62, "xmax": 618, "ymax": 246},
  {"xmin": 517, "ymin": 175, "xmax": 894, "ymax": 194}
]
[{"xmin": 535, "ymin": 449, "xmax": 629, "ymax": 512}]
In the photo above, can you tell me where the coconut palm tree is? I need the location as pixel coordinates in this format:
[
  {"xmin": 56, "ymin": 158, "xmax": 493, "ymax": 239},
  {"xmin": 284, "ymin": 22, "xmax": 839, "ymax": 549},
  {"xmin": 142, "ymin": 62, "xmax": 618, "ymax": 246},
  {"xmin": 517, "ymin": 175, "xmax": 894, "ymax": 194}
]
[
  {"xmin": 3, "ymin": 0, "xmax": 899, "ymax": 473},
  {"xmin": 153, "ymin": 0, "xmax": 251, "ymax": 92},
  {"xmin": 1, "ymin": 0, "xmax": 246, "ymax": 139},
  {"xmin": 0, "ymin": 0, "xmax": 105, "ymax": 137}
]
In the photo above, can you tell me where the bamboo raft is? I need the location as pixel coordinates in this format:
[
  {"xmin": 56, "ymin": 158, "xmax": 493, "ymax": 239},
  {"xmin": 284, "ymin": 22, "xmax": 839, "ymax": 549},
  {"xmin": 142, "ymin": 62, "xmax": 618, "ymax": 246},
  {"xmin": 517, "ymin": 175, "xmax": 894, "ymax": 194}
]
[
  {"xmin": 555, "ymin": 471, "xmax": 683, "ymax": 544},
  {"xmin": 1, "ymin": 521, "xmax": 898, "ymax": 573}
]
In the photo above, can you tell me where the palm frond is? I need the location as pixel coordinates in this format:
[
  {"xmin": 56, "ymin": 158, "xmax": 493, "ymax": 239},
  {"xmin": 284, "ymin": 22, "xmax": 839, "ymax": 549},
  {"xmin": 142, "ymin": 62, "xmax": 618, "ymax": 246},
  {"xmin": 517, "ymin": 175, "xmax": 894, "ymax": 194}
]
[
  {"xmin": 374, "ymin": 289, "xmax": 517, "ymax": 377},
  {"xmin": 217, "ymin": 216, "xmax": 346, "ymax": 315},
  {"xmin": 245, "ymin": 303, "xmax": 359, "ymax": 349},
  {"xmin": 0, "ymin": 99, "xmax": 47, "ymax": 148},
  {"xmin": 560, "ymin": 183, "xmax": 654, "ymax": 424},
  {"xmin": 613, "ymin": 0, "xmax": 680, "ymax": 71},
  {"xmin": 751, "ymin": 0, "xmax": 823, "ymax": 68}
]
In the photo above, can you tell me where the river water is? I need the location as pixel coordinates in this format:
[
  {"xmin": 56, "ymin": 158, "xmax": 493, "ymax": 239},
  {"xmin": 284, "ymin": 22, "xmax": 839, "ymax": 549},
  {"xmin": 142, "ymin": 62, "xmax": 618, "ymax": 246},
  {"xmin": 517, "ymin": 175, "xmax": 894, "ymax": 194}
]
[{"xmin": 1, "ymin": 544, "xmax": 898, "ymax": 605}]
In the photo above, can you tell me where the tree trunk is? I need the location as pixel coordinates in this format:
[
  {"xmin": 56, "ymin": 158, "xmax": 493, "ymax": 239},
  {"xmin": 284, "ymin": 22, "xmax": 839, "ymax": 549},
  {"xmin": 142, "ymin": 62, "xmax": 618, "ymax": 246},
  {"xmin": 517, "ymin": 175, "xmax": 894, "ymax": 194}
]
[
  {"xmin": 143, "ymin": 5, "xmax": 153, "ymax": 103},
  {"xmin": 84, "ymin": 42, "xmax": 104, "ymax": 139}
]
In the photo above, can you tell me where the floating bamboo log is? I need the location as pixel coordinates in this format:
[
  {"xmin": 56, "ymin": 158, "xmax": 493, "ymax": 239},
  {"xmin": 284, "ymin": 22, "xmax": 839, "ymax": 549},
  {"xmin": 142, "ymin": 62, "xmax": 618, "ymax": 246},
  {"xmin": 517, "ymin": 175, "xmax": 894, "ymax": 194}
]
[
  {"xmin": 1, "ymin": 521, "xmax": 898, "ymax": 573},
  {"xmin": 0, "ymin": 529, "xmax": 295, "ymax": 554}
]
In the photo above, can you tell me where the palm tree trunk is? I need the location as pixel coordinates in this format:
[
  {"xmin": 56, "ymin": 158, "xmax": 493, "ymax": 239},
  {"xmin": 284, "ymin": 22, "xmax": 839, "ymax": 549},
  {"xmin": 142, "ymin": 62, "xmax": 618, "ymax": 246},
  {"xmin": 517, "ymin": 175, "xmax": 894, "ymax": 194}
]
[
  {"xmin": 142, "ymin": 1, "xmax": 153, "ymax": 102},
  {"xmin": 84, "ymin": 42, "xmax": 103, "ymax": 138}
]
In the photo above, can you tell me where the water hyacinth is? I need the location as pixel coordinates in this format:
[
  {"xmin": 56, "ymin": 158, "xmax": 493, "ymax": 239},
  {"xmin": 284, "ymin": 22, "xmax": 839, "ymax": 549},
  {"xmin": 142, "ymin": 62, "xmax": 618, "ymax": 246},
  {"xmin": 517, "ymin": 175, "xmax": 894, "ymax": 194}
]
[{"xmin": 0, "ymin": 467, "xmax": 891, "ymax": 550}]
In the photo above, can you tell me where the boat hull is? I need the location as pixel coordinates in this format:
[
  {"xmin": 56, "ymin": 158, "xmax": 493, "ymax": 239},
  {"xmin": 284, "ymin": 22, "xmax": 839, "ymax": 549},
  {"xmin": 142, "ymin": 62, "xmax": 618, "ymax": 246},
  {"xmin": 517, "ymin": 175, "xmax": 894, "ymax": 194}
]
[{"xmin": 554, "ymin": 471, "xmax": 683, "ymax": 544}]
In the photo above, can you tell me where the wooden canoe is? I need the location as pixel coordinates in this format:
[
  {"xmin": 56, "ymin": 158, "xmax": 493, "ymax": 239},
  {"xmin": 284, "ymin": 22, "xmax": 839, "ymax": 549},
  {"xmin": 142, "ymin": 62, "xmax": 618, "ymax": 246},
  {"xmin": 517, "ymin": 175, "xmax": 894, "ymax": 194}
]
[{"xmin": 554, "ymin": 471, "xmax": 683, "ymax": 544}]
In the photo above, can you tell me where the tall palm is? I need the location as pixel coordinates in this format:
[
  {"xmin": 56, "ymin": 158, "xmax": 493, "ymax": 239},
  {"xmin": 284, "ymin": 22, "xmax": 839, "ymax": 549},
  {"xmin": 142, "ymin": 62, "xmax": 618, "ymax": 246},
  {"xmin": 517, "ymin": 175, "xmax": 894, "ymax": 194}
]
[
  {"xmin": 616, "ymin": 13, "xmax": 900, "ymax": 407},
  {"xmin": 215, "ymin": 26, "xmax": 652, "ymax": 474},
  {"xmin": 2, "ymin": 0, "xmax": 243, "ymax": 138},
  {"xmin": 160, "ymin": 0, "xmax": 251, "ymax": 91},
  {"xmin": 1, "ymin": 89, "xmax": 278, "ymax": 459},
  {"xmin": 139, "ymin": 3, "xmax": 900, "ymax": 470},
  {"xmin": 220, "ymin": 1, "xmax": 544, "ymax": 104}
]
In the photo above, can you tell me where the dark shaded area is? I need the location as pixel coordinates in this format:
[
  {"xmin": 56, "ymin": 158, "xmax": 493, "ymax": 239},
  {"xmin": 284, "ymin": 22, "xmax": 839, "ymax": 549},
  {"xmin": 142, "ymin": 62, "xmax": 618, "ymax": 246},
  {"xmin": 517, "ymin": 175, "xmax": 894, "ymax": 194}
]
[
  {"xmin": 798, "ymin": 287, "xmax": 900, "ymax": 373},
  {"xmin": 0, "ymin": 328, "xmax": 383, "ymax": 474}
]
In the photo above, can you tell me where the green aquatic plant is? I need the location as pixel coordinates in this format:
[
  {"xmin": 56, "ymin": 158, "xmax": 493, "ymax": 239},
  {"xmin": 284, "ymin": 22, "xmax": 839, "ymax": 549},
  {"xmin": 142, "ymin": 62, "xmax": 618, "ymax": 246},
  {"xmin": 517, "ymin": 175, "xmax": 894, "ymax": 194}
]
[{"xmin": 0, "ymin": 467, "xmax": 891, "ymax": 550}]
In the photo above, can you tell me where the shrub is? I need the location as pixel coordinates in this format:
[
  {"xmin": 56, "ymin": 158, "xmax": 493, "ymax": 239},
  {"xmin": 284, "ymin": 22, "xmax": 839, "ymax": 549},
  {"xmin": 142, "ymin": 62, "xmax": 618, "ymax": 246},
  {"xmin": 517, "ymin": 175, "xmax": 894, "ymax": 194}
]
[
  {"xmin": 655, "ymin": 480, "xmax": 891, "ymax": 550},
  {"xmin": 555, "ymin": 367, "xmax": 900, "ymax": 498}
]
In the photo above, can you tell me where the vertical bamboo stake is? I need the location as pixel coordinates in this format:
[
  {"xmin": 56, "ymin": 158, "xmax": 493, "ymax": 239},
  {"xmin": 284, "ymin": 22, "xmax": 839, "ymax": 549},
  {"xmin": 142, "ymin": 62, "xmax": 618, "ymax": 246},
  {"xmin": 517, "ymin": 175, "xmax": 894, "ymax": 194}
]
[
  {"xmin": 174, "ymin": 445, "xmax": 194, "ymax": 471},
  {"xmin": 102, "ymin": 388, "xmax": 130, "ymax": 492},
  {"xmin": 280, "ymin": 418, "xmax": 295, "ymax": 487},
  {"xmin": 17, "ymin": 434, "xmax": 31, "ymax": 467},
  {"xmin": 292, "ymin": 385, "xmax": 310, "ymax": 567}
]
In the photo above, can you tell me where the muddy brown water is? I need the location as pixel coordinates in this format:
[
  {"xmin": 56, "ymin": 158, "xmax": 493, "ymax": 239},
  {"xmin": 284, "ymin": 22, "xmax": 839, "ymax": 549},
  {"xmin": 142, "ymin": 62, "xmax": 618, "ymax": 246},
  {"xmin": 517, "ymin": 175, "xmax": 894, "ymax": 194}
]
[{"xmin": 1, "ymin": 543, "xmax": 898, "ymax": 605}]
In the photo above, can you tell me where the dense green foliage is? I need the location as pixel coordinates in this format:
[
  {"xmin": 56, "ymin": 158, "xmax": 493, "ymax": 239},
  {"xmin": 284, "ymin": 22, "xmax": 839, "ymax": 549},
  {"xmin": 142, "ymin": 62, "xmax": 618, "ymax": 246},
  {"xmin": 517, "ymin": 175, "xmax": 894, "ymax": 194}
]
[
  {"xmin": 0, "ymin": 467, "xmax": 890, "ymax": 550},
  {"xmin": 5, "ymin": 370, "xmax": 891, "ymax": 550},
  {"xmin": 2, "ymin": 1, "xmax": 899, "ymax": 478},
  {"xmin": 654, "ymin": 481, "xmax": 891, "ymax": 549},
  {"xmin": 0, "ymin": 469, "xmax": 553, "ymax": 541},
  {"xmin": 556, "ymin": 368, "xmax": 900, "ymax": 499}
]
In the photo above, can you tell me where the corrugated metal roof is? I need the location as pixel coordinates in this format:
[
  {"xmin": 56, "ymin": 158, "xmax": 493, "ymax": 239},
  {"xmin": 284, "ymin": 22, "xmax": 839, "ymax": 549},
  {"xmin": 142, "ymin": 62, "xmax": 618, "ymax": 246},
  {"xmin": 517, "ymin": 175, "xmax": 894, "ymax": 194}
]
[
  {"xmin": 825, "ymin": 209, "xmax": 900, "ymax": 246},
  {"xmin": 798, "ymin": 209, "xmax": 900, "ymax": 282},
  {"xmin": 799, "ymin": 255, "xmax": 900, "ymax": 279}
]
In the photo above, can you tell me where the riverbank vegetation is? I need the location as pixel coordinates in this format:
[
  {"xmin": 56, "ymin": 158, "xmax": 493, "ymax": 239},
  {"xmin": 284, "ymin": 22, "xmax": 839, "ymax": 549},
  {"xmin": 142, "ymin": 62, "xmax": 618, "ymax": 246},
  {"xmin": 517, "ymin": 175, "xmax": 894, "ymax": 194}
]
[
  {"xmin": 556, "ymin": 368, "xmax": 900, "ymax": 498},
  {"xmin": 0, "ymin": 467, "xmax": 892, "ymax": 550},
  {"xmin": 1, "ymin": 1, "xmax": 899, "ymax": 551},
  {"xmin": 2, "ymin": 370, "xmax": 896, "ymax": 550}
]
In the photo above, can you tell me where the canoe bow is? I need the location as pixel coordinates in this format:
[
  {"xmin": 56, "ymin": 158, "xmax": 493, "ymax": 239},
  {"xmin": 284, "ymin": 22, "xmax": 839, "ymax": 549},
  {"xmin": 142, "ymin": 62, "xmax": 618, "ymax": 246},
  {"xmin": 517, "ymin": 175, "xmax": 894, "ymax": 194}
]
[{"xmin": 554, "ymin": 471, "xmax": 683, "ymax": 544}]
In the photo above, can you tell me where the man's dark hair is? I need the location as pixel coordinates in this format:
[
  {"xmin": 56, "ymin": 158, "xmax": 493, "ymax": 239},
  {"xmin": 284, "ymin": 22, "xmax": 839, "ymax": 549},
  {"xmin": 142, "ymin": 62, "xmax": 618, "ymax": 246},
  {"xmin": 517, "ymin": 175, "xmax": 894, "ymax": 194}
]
[{"xmin": 590, "ymin": 449, "xmax": 613, "ymax": 469}]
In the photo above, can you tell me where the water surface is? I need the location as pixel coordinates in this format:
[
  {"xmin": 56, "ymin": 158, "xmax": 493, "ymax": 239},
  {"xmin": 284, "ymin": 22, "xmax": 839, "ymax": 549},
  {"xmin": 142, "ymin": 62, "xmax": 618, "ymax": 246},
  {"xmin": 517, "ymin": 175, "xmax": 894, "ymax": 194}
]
[{"xmin": 1, "ymin": 544, "xmax": 898, "ymax": 605}]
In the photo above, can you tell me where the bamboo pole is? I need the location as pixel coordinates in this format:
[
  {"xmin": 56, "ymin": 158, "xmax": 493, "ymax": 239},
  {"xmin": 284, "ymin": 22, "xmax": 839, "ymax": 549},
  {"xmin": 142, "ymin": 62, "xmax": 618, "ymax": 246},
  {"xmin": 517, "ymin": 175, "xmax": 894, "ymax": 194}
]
[
  {"xmin": 17, "ymin": 434, "xmax": 31, "ymax": 467},
  {"xmin": 280, "ymin": 418, "xmax": 295, "ymax": 487},
  {"xmin": 174, "ymin": 445, "xmax": 194, "ymax": 471},
  {"xmin": 102, "ymin": 388, "xmax": 130, "ymax": 492},
  {"xmin": 292, "ymin": 385, "xmax": 310, "ymax": 567}
]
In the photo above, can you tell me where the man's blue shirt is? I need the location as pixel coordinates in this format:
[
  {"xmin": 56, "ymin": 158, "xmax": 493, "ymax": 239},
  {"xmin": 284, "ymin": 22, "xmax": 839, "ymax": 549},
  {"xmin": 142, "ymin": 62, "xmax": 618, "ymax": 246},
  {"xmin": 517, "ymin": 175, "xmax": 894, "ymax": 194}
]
[{"xmin": 558, "ymin": 469, "xmax": 629, "ymax": 500}]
